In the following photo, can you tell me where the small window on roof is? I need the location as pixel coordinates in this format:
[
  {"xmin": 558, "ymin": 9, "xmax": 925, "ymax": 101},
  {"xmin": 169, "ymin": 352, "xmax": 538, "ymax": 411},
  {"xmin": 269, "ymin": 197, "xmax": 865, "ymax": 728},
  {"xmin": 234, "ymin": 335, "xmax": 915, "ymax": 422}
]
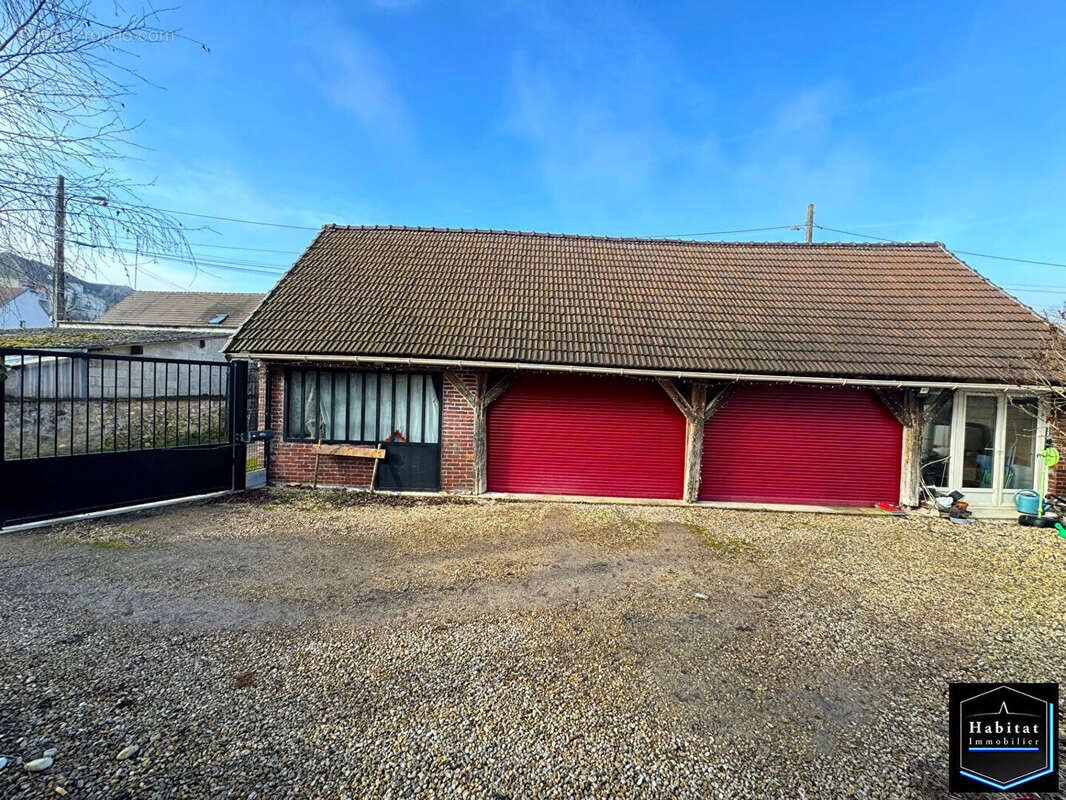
[{"xmin": 208, "ymin": 313, "xmax": 228, "ymax": 324}]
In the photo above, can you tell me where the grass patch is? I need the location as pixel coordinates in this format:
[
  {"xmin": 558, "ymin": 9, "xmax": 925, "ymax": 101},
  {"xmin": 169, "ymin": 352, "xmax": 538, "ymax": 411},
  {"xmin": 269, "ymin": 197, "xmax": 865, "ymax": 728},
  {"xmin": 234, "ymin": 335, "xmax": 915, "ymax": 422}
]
[
  {"xmin": 58, "ymin": 522, "xmax": 152, "ymax": 549},
  {"xmin": 61, "ymin": 535, "xmax": 134, "ymax": 549},
  {"xmin": 575, "ymin": 508, "xmax": 660, "ymax": 548},
  {"xmin": 683, "ymin": 522, "xmax": 753, "ymax": 556}
]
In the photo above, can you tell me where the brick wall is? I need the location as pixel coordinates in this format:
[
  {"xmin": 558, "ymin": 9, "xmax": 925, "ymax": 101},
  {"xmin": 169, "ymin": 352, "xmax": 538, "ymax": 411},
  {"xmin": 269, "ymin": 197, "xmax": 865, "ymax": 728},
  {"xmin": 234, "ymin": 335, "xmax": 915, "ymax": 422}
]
[
  {"xmin": 441, "ymin": 370, "xmax": 475, "ymax": 492},
  {"xmin": 260, "ymin": 360, "xmax": 475, "ymax": 493}
]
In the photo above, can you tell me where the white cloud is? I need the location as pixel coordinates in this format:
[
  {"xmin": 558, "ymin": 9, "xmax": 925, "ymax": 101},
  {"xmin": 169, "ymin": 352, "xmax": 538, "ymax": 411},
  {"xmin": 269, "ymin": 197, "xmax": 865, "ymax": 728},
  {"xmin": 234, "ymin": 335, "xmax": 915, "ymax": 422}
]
[{"xmin": 321, "ymin": 35, "xmax": 410, "ymax": 144}]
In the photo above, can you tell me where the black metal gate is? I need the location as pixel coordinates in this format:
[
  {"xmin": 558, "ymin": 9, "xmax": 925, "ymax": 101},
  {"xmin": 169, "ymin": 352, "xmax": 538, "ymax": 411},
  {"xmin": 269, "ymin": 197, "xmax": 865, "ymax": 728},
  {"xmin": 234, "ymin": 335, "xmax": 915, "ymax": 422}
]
[{"xmin": 1, "ymin": 348, "xmax": 247, "ymax": 527}]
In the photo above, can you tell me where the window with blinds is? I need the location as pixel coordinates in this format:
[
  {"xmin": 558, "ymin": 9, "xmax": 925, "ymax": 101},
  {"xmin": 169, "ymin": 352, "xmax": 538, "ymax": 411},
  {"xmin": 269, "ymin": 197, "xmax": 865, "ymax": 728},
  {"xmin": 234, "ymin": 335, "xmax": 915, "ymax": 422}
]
[{"xmin": 284, "ymin": 369, "xmax": 440, "ymax": 444}]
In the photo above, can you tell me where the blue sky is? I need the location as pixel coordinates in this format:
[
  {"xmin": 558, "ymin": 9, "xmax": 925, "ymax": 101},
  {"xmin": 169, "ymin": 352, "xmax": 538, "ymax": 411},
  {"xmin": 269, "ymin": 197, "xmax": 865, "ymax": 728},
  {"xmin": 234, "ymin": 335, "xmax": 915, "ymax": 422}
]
[{"xmin": 90, "ymin": 0, "xmax": 1066, "ymax": 311}]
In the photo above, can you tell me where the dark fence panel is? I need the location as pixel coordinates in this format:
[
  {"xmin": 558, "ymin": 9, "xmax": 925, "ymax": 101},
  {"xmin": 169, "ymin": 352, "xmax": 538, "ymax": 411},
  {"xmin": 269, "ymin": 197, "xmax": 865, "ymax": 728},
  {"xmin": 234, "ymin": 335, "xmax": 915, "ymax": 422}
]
[
  {"xmin": 2, "ymin": 445, "xmax": 235, "ymax": 526},
  {"xmin": 1, "ymin": 347, "xmax": 248, "ymax": 527}
]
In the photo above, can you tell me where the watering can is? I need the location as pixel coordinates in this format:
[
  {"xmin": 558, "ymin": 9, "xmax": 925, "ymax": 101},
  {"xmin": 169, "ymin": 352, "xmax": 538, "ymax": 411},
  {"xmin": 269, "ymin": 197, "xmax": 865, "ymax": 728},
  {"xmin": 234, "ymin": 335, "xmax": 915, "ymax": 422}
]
[{"xmin": 1013, "ymin": 490, "xmax": 1041, "ymax": 515}]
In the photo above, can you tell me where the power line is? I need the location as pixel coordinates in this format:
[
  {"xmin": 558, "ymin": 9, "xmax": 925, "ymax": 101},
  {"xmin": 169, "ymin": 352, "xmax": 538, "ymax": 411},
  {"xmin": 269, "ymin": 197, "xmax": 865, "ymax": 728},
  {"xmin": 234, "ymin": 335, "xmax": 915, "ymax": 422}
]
[
  {"xmin": 115, "ymin": 251, "xmax": 286, "ymax": 276},
  {"xmin": 70, "ymin": 241, "xmax": 289, "ymax": 276},
  {"xmin": 656, "ymin": 226, "xmax": 801, "ymax": 237},
  {"xmin": 813, "ymin": 225, "xmax": 897, "ymax": 242},
  {"xmin": 65, "ymin": 196, "xmax": 321, "ymax": 231},
  {"xmin": 115, "ymin": 238, "xmax": 303, "ymax": 256},
  {"xmin": 60, "ymin": 189, "xmax": 805, "ymax": 243},
  {"xmin": 134, "ymin": 265, "xmax": 190, "ymax": 291},
  {"xmin": 952, "ymin": 249, "xmax": 1066, "ymax": 270},
  {"xmin": 815, "ymin": 224, "xmax": 1066, "ymax": 269},
  {"xmin": 1002, "ymin": 285, "xmax": 1066, "ymax": 294}
]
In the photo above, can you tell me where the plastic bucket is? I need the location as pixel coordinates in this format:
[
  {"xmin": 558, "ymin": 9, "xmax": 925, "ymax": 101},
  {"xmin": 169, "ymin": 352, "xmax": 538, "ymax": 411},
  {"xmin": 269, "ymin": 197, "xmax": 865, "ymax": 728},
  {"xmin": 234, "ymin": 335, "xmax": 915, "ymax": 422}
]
[{"xmin": 1014, "ymin": 490, "xmax": 1041, "ymax": 515}]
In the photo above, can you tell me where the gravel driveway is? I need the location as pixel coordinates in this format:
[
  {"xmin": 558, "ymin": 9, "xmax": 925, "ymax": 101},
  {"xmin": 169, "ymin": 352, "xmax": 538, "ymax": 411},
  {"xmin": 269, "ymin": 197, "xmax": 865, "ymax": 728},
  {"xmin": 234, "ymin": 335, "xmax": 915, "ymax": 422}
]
[{"xmin": 0, "ymin": 489, "xmax": 1063, "ymax": 799}]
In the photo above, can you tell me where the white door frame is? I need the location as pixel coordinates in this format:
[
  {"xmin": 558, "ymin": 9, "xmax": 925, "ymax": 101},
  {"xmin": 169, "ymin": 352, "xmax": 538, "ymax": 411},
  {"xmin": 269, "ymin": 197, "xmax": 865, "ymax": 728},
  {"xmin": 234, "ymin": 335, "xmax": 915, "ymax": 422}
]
[{"xmin": 945, "ymin": 390, "xmax": 1047, "ymax": 507}]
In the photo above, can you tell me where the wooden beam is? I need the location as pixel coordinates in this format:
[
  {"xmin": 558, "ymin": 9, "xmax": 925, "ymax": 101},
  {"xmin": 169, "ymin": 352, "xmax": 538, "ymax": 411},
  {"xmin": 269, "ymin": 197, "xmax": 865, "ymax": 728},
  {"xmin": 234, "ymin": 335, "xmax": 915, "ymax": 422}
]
[
  {"xmin": 873, "ymin": 388, "xmax": 911, "ymax": 427},
  {"xmin": 472, "ymin": 398, "xmax": 488, "ymax": 495},
  {"xmin": 444, "ymin": 370, "xmax": 477, "ymax": 408},
  {"xmin": 311, "ymin": 443, "xmax": 385, "ymax": 459},
  {"xmin": 919, "ymin": 389, "xmax": 952, "ymax": 426},
  {"xmin": 482, "ymin": 375, "xmax": 512, "ymax": 407},
  {"xmin": 446, "ymin": 369, "xmax": 513, "ymax": 495},
  {"xmin": 658, "ymin": 380, "xmax": 737, "ymax": 503},
  {"xmin": 703, "ymin": 383, "xmax": 736, "ymax": 421},
  {"xmin": 656, "ymin": 378, "xmax": 697, "ymax": 421},
  {"xmin": 886, "ymin": 388, "xmax": 953, "ymax": 508}
]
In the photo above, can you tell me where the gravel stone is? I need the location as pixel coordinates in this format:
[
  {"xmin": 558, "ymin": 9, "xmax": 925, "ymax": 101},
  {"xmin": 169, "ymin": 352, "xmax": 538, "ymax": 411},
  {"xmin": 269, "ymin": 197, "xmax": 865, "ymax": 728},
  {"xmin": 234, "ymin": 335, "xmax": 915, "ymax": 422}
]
[
  {"xmin": 0, "ymin": 488, "xmax": 1062, "ymax": 799},
  {"xmin": 22, "ymin": 757, "xmax": 52, "ymax": 772}
]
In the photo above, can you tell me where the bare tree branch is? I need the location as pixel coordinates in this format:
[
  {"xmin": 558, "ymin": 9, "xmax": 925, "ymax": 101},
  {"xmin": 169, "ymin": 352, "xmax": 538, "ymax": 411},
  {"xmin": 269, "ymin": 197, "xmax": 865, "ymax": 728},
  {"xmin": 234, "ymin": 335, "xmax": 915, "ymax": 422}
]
[{"xmin": 0, "ymin": 0, "xmax": 204, "ymax": 288}]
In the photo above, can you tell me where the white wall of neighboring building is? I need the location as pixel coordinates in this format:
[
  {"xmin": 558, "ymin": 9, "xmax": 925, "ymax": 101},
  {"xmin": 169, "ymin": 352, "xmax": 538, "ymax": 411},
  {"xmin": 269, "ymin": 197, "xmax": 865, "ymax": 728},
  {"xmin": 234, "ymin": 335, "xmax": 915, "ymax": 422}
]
[
  {"xmin": 117, "ymin": 336, "xmax": 230, "ymax": 362},
  {"xmin": 4, "ymin": 335, "xmax": 231, "ymax": 399},
  {"xmin": 0, "ymin": 289, "xmax": 51, "ymax": 329}
]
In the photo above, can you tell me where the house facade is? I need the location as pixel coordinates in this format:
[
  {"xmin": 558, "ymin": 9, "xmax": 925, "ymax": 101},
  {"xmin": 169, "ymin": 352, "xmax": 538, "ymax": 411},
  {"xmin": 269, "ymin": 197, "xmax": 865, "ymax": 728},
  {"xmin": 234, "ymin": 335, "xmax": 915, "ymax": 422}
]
[
  {"xmin": 225, "ymin": 226, "xmax": 1054, "ymax": 513},
  {"xmin": 0, "ymin": 286, "xmax": 51, "ymax": 329}
]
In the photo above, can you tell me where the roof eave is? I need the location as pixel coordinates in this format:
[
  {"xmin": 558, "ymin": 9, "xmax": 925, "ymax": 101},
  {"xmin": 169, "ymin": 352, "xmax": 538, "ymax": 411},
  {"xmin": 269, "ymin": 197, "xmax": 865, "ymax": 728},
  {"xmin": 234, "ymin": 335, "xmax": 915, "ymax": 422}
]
[{"xmin": 223, "ymin": 350, "xmax": 1048, "ymax": 393}]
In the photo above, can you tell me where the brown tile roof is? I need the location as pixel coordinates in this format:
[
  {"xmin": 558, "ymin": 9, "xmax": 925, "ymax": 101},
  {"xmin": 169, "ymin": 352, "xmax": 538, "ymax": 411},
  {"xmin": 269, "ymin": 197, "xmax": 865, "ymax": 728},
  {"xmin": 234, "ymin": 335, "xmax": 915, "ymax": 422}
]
[
  {"xmin": 225, "ymin": 225, "xmax": 1052, "ymax": 383},
  {"xmin": 95, "ymin": 291, "xmax": 264, "ymax": 328},
  {"xmin": 0, "ymin": 286, "xmax": 26, "ymax": 304}
]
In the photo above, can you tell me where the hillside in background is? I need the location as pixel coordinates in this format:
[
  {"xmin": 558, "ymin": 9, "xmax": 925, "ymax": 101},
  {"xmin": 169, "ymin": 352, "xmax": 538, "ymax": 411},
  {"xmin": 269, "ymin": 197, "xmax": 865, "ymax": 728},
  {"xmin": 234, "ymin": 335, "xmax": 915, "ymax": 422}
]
[{"xmin": 0, "ymin": 252, "xmax": 131, "ymax": 321}]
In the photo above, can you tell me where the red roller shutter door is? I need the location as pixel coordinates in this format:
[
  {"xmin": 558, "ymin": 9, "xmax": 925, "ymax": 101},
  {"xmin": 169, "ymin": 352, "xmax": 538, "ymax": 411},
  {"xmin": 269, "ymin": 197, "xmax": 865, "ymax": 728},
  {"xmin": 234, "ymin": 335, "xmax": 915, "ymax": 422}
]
[
  {"xmin": 487, "ymin": 375, "xmax": 685, "ymax": 499},
  {"xmin": 699, "ymin": 384, "xmax": 902, "ymax": 506}
]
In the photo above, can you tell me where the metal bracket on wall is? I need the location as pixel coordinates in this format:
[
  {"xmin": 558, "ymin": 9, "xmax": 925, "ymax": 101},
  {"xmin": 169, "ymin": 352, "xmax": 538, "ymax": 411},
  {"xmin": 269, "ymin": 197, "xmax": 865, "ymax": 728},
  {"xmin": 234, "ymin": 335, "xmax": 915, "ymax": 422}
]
[{"xmin": 240, "ymin": 430, "xmax": 275, "ymax": 443}]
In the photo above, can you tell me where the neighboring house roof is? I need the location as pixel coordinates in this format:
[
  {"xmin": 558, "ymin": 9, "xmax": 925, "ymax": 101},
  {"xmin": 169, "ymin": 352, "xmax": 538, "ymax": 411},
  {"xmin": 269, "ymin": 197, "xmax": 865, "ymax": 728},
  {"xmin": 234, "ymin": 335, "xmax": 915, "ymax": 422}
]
[
  {"xmin": 225, "ymin": 225, "xmax": 1052, "ymax": 384},
  {"xmin": 0, "ymin": 327, "xmax": 226, "ymax": 351},
  {"xmin": 93, "ymin": 291, "xmax": 265, "ymax": 328},
  {"xmin": 0, "ymin": 286, "xmax": 27, "ymax": 304}
]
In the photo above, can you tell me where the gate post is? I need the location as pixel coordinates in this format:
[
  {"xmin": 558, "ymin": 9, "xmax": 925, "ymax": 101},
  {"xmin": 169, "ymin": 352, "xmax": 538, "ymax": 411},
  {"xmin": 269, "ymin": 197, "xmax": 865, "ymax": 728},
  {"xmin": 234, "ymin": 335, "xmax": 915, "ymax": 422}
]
[{"xmin": 228, "ymin": 360, "xmax": 248, "ymax": 491}]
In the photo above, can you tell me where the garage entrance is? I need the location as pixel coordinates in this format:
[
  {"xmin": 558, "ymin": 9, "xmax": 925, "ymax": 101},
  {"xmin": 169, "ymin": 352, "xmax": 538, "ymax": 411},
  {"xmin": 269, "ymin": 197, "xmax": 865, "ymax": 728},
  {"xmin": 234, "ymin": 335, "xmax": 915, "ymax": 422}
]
[
  {"xmin": 487, "ymin": 374, "xmax": 685, "ymax": 499},
  {"xmin": 699, "ymin": 383, "xmax": 902, "ymax": 506}
]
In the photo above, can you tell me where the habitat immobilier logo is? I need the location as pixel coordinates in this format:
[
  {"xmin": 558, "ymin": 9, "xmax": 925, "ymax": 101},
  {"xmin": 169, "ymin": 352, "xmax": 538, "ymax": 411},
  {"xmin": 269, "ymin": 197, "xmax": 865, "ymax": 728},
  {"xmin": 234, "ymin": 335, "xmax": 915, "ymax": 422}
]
[{"xmin": 949, "ymin": 682, "xmax": 1058, "ymax": 792}]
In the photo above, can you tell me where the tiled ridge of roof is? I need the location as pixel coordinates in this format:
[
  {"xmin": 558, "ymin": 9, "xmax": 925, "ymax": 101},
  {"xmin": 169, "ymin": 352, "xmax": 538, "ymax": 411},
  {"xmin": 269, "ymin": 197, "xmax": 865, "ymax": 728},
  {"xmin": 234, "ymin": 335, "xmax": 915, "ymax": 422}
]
[
  {"xmin": 114, "ymin": 289, "xmax": 269, "ymax": 296},
  {"xmin": 322, "ymin": 223, "xmax": 945, "ymax": 248}
]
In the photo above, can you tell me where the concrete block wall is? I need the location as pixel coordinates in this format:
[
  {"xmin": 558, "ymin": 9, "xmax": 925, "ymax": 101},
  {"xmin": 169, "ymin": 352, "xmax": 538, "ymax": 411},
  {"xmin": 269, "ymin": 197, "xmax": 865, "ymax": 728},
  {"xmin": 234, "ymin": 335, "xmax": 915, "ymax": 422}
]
[{"xmin": 261, "ymin": 361, "xmax": 475, "ymax": 493}]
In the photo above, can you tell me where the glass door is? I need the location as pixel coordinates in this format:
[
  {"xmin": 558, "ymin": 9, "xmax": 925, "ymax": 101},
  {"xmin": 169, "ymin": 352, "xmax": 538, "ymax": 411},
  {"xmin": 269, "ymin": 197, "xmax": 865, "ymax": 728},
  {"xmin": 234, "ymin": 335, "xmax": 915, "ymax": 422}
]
[
  {"xmin": 1003, "ymin": 398, "xmax": 1039, "ymax": 493},
  {"xmin": 959, "ymin": 394, "xmax": 997, "ymax": 495},
  {"xmin": 946, "ymin": 392, "xmax": 1043, "ymax": 506}
]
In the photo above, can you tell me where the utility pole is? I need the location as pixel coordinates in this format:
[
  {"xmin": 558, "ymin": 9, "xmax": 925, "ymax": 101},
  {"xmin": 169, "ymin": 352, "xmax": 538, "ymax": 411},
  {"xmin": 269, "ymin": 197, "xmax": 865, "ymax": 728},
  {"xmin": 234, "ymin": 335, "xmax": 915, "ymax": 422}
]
[
  {"xmin": 805, "ymin": 203, "xmax": 814, "ymax": 244},
  {"xmin": 52, "ymin": 175, "xmax": 65, "ymax": 326}
]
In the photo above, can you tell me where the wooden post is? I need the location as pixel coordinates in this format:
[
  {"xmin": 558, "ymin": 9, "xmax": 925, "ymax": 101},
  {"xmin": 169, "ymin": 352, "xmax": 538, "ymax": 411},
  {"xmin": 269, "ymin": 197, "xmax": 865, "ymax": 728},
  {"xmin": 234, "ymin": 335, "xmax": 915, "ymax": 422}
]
[
  {"xmin": 874, "ymin": 388, "xmax": 952, "ymax": 508},
  {"xmin": 471, "ymin": 372, "xmax": 488, "ymax": 494},
  {"xmin": 53, "ymin": 175, "xmax": 65, "ymax": 325},
  {"xmin": 899, "ymin": 391, "xmax": 922, "ymax": 507},
  {"xmin": 805, "ymin": 203, "xmax": 814, "ymax": 244},
  {"xmin": 683, "ymin": 383, "xmax": 707, "ymax": 503},
  {"xmin": 445, "ymin": 370, "xmax": 511, "ymax": 495},
  {"xmin": 658, "ymin": 379, "xmax": 736, "ymax": 503}
]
